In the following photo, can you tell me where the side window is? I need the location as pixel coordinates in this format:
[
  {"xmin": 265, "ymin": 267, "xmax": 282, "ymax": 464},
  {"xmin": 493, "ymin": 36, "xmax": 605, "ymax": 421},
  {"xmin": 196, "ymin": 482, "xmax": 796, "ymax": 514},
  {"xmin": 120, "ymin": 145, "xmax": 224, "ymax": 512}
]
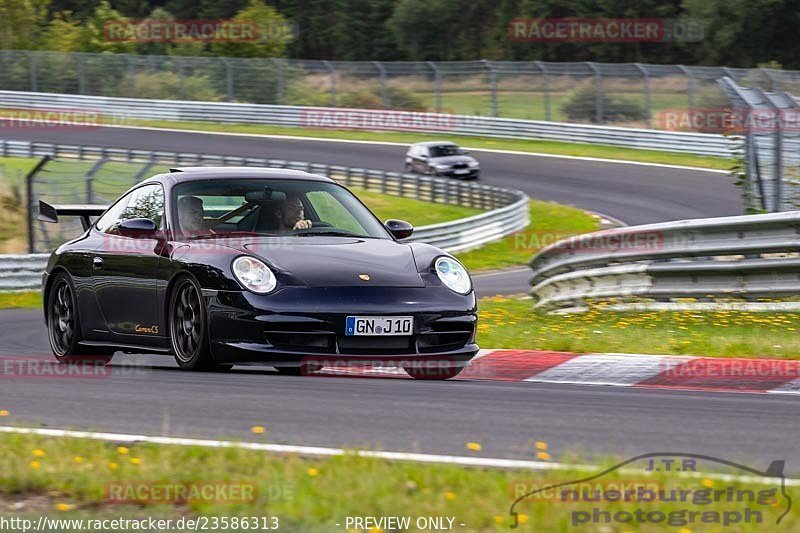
[
  {"xmin": 124, "ymin": 185, "xmax": 165, "ymax": 227},
  {"xmin": 94, "ymin": 193, "xmax": 133, "ymax": 233},
  {"xmin": 95, "ymin": 185, "xmax": 164, "ymax": 235}
]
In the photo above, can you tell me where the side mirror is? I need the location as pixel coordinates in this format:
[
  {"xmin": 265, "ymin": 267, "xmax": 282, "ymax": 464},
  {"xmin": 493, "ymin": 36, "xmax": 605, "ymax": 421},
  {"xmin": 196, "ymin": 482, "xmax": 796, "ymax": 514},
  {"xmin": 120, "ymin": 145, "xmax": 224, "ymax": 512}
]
[
  {"xmin": 385, "ymin": 219, "xmax": 413, "ymax": 240},
  {"xmin": 117, "ymin": 217, "xmax": 158, "ymax": 237}
]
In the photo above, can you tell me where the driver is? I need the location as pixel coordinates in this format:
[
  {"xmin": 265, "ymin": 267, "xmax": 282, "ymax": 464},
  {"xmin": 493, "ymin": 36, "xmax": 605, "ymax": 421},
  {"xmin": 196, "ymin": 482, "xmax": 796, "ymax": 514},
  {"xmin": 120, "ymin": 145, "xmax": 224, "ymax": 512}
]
[
  {"xmin": 177, "ymin": 195, "xmax": 207, "ymax": 234},
  {"xmin": 274, "ymin": 193, "xmax": 312, "ymax": 231}
]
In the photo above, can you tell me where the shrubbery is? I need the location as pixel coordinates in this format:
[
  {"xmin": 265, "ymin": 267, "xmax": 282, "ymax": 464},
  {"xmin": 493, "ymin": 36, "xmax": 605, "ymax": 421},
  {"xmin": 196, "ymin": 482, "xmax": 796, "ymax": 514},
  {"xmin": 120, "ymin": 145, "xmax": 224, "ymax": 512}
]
[{"xmin": 562, "ymin": 86, "xmax": 646, "ymax": 123}]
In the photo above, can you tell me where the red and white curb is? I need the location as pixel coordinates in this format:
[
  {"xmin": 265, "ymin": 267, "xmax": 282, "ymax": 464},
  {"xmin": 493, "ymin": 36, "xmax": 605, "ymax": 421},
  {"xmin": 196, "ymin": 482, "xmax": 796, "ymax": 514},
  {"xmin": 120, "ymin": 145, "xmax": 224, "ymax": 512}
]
[{"xmin": 319, "ymin": 349, "xmax": 800, "ymax": 394}]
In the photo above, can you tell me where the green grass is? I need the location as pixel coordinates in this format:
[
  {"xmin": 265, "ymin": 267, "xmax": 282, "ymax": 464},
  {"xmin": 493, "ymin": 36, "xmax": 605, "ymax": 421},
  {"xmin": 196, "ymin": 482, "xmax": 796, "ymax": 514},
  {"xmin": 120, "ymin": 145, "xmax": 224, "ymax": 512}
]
[
  {"xmin": 0, "ymin": 291, "xmax": 41, "ymax": 309},
  {"xmin": 419, "ymin": 90, "xmax": 692, "ymax": 124},
  {"xmin": 0, "ymin": 432, "xmax": 794, "ymax": 532},
  {"xmin": 132, "ymin": 118, "xmax": 732, "ymax": 170},
  {"xmin": 350, "ymin": 186, "xmax": 481, "ymax": 226},
  {"xmin": 478, "ymin": 296, "xmax": 800, "ymax": 359},
  {"xmin": 456, "ymin": 200, "xmax": 600, "ymax": 273}
]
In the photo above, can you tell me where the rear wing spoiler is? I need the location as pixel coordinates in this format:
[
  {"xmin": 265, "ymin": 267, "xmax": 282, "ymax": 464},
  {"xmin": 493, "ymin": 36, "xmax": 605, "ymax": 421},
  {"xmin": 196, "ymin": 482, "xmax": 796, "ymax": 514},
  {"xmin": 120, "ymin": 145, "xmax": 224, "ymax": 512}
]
[{"xmin": 38, "ymin": 200, "xmax": 108, "ymax": 231}]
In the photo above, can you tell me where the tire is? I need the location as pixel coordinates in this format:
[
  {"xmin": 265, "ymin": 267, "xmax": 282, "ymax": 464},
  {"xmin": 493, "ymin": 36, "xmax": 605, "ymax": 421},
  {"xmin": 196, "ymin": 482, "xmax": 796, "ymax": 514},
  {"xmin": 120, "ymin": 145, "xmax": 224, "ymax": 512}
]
[
  {"xmin": 403, "ymin": 363, "xmax": 463, "ymax": 380},
  {"xmin": 46, "ymin": 272, "xmax": 113, "ymax": 365},
  {"xmin": 169, "ymin": 275, "xmax": 232, "ymax": 372}
]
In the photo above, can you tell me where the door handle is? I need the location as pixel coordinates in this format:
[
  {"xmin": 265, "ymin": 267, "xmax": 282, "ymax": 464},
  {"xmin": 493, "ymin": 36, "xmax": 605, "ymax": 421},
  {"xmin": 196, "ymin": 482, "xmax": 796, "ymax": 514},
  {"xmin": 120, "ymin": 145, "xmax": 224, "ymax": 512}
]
[{"xmin": 92, "ymin": 257, "xmax": 104, "ymax": 269}]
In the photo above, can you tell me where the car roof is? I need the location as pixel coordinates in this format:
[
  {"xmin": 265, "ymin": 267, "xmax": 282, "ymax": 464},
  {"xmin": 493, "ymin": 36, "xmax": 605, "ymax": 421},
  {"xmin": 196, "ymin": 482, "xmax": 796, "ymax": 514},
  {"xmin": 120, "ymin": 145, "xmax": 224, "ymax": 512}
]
[
  {"xmin": 143, "ymin": 166, "xmax": 335, "ymax": 185},
  {"xmin": 411, "ymin": 141, "xmax": 460, "ymax": 147}
]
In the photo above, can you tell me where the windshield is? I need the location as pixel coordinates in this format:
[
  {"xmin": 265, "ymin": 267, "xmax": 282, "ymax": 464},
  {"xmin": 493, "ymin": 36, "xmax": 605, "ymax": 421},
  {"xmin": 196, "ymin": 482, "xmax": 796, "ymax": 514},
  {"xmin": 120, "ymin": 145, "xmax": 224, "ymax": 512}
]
[
  {"xmin": 429, "ymin": 144, "xmax": 465, "ymax": 157},
  {"xmin": 172, "ymin": 178, "xmax": 391, "ymax": 239}
]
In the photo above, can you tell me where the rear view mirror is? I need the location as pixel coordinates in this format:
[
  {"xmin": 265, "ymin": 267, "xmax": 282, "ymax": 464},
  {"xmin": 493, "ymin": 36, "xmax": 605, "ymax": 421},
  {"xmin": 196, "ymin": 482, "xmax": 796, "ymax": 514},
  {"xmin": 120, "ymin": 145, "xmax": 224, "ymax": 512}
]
[{"xmin": 385, "ymin": 219, "xmax": 413, "ymax": 239}]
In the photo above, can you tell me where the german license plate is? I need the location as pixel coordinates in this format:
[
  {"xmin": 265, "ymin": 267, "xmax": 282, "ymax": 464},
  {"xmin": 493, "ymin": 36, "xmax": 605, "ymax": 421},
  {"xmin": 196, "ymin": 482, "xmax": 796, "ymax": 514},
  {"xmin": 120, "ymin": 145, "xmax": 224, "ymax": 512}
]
[{"xmin": 345, "ymin": 316, "xmax": 413, "ymax": 336}]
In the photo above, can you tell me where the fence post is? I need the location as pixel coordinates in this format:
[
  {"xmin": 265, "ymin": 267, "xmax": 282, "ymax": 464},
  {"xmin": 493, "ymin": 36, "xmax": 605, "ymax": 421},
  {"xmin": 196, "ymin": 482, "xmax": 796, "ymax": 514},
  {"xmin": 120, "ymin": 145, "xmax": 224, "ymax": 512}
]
[
  {"xmin": 27, "ymin": 51, "xmax": 38, "ymax": 92},
  {"xmin": 678, "ymin": 65, "xmax": 695, "ymax": 113},
  {"xmin": 221, "ymin": 58, "xmax": 234, "ymax": 101},
  {"xmin": 75, "ymin": 53, "xmax": 86, "ymax": 95},
  {"xmin": 323, "ymin": 60, "xmax": 336, "ymax": 106},
  {"xmin": 483, "ymin": 59, "xmax": 498, "ymax": 117},
  {"xmin": 26, "ymin": 156, "xmax": 51, "ymax": 253},
  {"xmin": 84, "ymin": 158, "xmax": 107, "ymax": 205},
  {"xmin": 587, "ymin": 62, "xmax": 603, "ymax": 124},
  {"xmin": 535, "ymin": 61, "xmax": 551, "ymax": 121},
  {"xmin": 374, "ymin": 61, "xmax": 388, "ymax": 108},
  {"xmin": 427, "ymin": 61, "xmax": 441, "ymax": 113},
  {"xmin": 176, "ymin": 57, "xmax": 185, "ymax": 100},
  {"xmin": 634, "ymin": 63, "xmax": 651, "ymax": 128},
  {"xmin": 756, "ymin": 89, "xmax": 783, "ymax": 211},
  {"xmin": 123, "ymin": 54, "xmax": 136, "ymax": 97},
  {"xmin": 272, "ymin": 58, "xmax": 284, "ymax": 104}
]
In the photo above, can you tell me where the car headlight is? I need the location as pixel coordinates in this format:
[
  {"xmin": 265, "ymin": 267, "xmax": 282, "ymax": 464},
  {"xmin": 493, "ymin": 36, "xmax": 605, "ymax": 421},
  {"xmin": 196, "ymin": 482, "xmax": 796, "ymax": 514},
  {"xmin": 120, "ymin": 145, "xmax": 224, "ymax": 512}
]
[
  {"xmin": 468, "ymin": 161, "xmax": 479, "ymax": 167},
  {"xmin": 434, "ymin": 164, "xmax": 450, "ymax": 170},
  {"xmin": 435, "ymin": 256, "xmax": 472, "ymax": 294},
  {"xmin": 232, "ymin": 256, "xmax": 277, "ymax": 294}
]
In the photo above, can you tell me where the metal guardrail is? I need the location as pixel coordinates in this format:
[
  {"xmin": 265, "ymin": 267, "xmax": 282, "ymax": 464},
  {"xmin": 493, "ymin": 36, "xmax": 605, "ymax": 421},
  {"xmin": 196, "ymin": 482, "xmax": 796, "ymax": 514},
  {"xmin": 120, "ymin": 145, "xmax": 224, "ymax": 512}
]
[
  {"xmin": 0, "ymin": 90, "xmax": 732, "ymax": 157},
  {"xmin": 528, "ymin": 211, "xmax": 800, "ymax": 311},
  {"xmin": 0, "ymin": 254, "xmax": 48, "ymax": 291},
  {"xmin": 0, "ymin": 140, "xmax": 528, "ymax": 290}
]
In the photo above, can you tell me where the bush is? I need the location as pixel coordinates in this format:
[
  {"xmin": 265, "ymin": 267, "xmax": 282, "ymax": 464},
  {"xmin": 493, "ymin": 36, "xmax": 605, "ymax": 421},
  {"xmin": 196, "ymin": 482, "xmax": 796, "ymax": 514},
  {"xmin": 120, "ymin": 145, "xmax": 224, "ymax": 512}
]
[
  {"xmin": 561, "ymin": 86, "xmax": 646, "ymax": 123},
  {"xmin": 129, "ymin": 72, "xmax": 223, "ymax": 101},
  {"xmin": 338, "ymin": 86, "xmax": 426, "ymax": 111}
]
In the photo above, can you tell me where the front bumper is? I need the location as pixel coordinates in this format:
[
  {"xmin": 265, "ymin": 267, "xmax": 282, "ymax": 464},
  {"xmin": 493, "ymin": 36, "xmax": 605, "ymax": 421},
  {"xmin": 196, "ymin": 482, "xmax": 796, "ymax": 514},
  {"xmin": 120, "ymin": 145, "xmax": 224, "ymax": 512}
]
[
  {"xmin": 437, "ymin": 168, "xmax": 480, "ymax": 179},
  {"xmin": 206, "ymin": 286, "xmax": 478, "ymax": 366}
]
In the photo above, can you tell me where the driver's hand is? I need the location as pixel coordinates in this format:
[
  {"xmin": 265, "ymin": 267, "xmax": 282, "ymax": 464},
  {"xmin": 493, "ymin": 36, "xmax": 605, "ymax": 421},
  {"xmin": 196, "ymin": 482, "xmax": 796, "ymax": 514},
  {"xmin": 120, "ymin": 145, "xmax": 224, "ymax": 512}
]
[{"xmin": 293, "ymin": 219, "xmax": 312, "ymax": 230}]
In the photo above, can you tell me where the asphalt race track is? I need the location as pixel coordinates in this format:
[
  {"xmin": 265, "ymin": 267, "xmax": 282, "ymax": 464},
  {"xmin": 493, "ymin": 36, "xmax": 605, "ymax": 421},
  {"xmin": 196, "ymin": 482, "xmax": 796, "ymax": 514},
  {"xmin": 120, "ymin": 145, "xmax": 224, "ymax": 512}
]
[
  {"xmin": 3, "ymin": 127, "xmax": 786, "ymax": 472},
  {"xmin": 4, "ymin": 126, "xmax": 741, "ymax": 225},
  {"xmin": 4, "ymin": 309, "xmax": 800, "ymax": 473}
]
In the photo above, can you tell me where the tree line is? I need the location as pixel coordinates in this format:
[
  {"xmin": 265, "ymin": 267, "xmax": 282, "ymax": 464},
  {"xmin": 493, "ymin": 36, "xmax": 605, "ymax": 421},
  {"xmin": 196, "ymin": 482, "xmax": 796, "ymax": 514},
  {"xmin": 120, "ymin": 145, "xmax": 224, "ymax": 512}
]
[{"xmin": 2, "ymin": 0, "xmax": 797, "ymax": 68}]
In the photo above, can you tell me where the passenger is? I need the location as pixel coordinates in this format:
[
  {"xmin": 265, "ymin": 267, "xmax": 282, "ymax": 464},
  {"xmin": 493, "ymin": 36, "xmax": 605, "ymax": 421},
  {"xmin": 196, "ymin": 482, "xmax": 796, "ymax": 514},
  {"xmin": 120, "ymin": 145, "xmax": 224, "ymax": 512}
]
[{"xmin": 177, "ymin": 195, "xmax": 207, "ymax": 233}]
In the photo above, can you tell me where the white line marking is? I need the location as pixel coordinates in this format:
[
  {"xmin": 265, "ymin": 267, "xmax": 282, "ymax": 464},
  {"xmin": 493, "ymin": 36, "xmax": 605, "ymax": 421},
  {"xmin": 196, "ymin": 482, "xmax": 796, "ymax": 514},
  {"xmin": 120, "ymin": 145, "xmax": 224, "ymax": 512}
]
[
  {"xmin": 41, "ymin": 120, "xmax": 727, "ymax": 173},
  {"xmin": 527, "ymin": 354, "xmax": 695, "ymax": 386},
  {"xmin": 0, "ymin": 425, "xmax": 795, "ymax": 486}
]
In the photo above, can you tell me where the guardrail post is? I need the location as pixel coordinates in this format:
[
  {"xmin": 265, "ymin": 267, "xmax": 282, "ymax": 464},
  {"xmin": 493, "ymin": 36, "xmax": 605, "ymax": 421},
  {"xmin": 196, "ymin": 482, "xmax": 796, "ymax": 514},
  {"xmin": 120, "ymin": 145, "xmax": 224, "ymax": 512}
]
[
  {"xmin": 323, "ymin": 60, "xmax": 337, "ymax": 106},
  {"xmin": 427, "ymin": 61, "xmax": 441, "ymax": 113},
  {"xmin": 483, "ymin": 59, "xmax": 498, "ymax": 117},
  {"xmin": 272, "ymin": 58, "xmax": 284, "ymax": 104},
  {"xmin": 221, "ymin": 58, "xmax": 234, "ymax": 101},
  {"xmin": 634, "ymin": 63, "xmax": 651, "ymax": 128},
  {"xmin": 756, "ymin": 89, "xmax": 784, "ymax": 211},
  {"xmin": 373, "ymin": 61, "xmax": 388, "ymax": 108},
  {"xmin": 26, "ymin": 156, "xmax": 50, "ymax": 253},
  {"xmin": 27, "ymin": 51, "xmax": 38, "ymax": 92},
  {"xmin": 535, "ymin": 61, "xmax": 551, "ymax": 121}
]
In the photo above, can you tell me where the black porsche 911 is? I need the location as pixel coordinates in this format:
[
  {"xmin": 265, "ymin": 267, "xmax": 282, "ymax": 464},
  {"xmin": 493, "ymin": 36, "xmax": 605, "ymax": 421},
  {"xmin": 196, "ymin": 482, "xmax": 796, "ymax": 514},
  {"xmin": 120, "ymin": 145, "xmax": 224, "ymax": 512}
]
[{"xmin": 40, "ymin": 167, "xmax": 478, "ymax": 379}]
